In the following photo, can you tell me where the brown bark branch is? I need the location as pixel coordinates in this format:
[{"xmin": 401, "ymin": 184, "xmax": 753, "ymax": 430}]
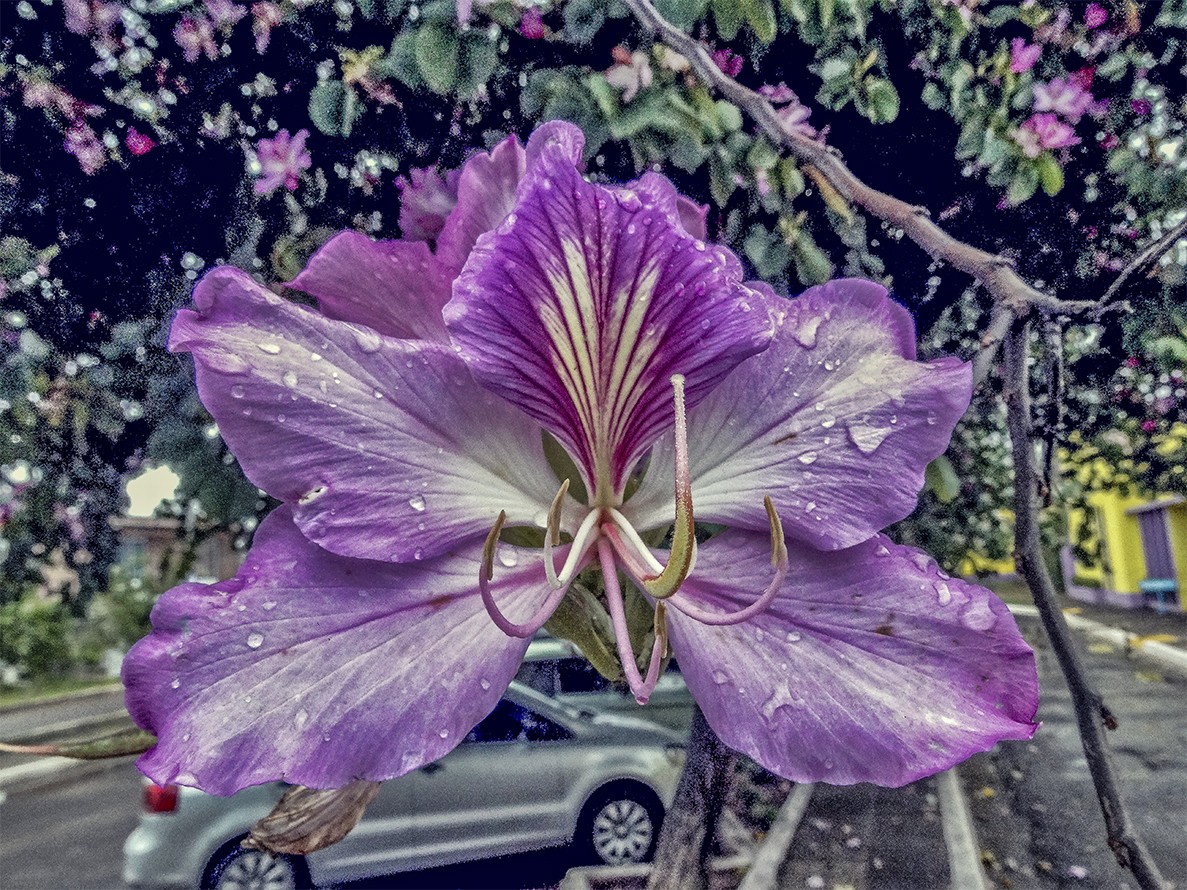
[
  {"xmin": 1098, "ymin": 217, "xmax": 1187, "ymax": 308},
  {"xmin": 621, "ymin": 0, "xmax": 1122, "ymax": 321},
  {"xmin": 1003, "ymin": 324, "xmax": 1168, "ymax": 890}
]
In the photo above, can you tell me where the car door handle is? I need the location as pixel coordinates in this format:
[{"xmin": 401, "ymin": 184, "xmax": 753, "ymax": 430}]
[{"xmin": 421, "ymin": 761, "xmax": 444, "ymax": 775}]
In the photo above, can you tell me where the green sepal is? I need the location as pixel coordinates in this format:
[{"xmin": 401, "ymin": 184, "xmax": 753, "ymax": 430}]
[{"xmin": 544, "ymin": 576, "xmax": 624, "ymax": 683}]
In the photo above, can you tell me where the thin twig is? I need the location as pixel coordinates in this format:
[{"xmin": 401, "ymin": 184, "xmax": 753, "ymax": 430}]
[
  {"xmin": 1041, "ymin": 320, "xmax": 1065, "ymax": 506},
  {"xmin": 971, "ymin": 302, "xmax": 1015, "ymax": 390},
  {"xmin": 1003, "ymin": 324, "xmax": 1168, "ymax": 890},
  {"xmin": 1099, "ymin": 217, "xmax": 1187, "ymax": 308},
  {"xmin": 621, "ymin": 0, "xmax": 1121, "ymax": 321}
]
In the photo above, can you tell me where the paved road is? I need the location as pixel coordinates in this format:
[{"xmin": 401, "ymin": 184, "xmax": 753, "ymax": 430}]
[{"xmin": 0, "ymin": 687, "xmax": 127, "ymax": 742}]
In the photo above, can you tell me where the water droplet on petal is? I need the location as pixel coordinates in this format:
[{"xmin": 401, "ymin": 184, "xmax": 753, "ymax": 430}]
[
  {"xmin": 276, "ymin": 413, "xmax": 286, "ymax": 423},
  {"xmin": 295, "ymin": 709, "xmax": 308, "ymax": 728},
  {"xmin": 795, "ymin": 316, "xmax": 822, "ymax": 348},
  {"xmin": 438, "ymin": 728, "xmax": 450, "ymax": 739},
  {"xmin": 876, "ymin": 544, "xmax": 890, "ymax": 557},
  {"xmin": 353, "ymin": 328, "xmax": 383, "ymax": 353},
  {"xmin": 712, "ymin": 670, "xmax": 729, "ymax": 685},
  {"xmin": 935, "ymin": 581, "xmax": 952, "ymax": 606},
  {"xmin": 257, "ymin": 342, "xmax": 281, "ymax": 355},
  {"xmin": 480, "ymin": 678, "xmax": 491, "ymax": 691},
  {"xmin": 230, "ymin": 384, "xmax": 246, "ymax": 399},
  {"xmin": 805, "ymin": 502, "xmax": 817, "ymax": 513},
  {"xmin": 409, "ymin": 494, "xmax": 426, "ymax": 512},
  {"xmin": 246, "ymin": 632, "xmax": 264, "ymax": 649},
  {"xmin": 786, "ymin": 630, "xmax": 802, "ymax": 642},
  {"xmin": 282, "ymin": 370, "xmax": 298, "ymax": 388},
  {"xmin": 754, "ymin": 628, "xmax": 765, "ymax": 641},
  {"xmin": 926, "ymin": 411, "xmax": 938, "ymax": 426},
  {"xmin": 498, "ymin": 546, "xmax": 519, "ymax": 568},
  {"xmin": 821, "ymin": 414, "xmax": 836, "ymax": 429},
  {"xmin": 310, "ymin": 352, "xmax": 322, "ymax": 362},
  {"xmin": 262, "ymin": 600, "xmax": 277, "ymax": 611},
  {"xmin": 847, "ymin": 417, "xmax": 893, "ymax": 454},
  {"xmin": 961, "ymin": 600, "xmax": 998, "ymax": 631},
  {"xmin": 170, "ymin": 677, "xmax": 180, "ymax": 689},
  {"xmin": 798, "ymin": 452, "xmax": 818, "ymax": 465}
]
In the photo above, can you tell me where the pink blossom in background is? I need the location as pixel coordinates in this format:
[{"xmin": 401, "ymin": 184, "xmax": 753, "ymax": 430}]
[
  {"xmin": 1009, "ymin": 38, "xmax": 1041, "ymax": 74},
  {"xmin": 1099, "ymin": 132, "xmax": 1120, "ymax": 150},
  {"xmin": 253, "ymin": 128, "xmax": 312, "ymax": 195},
  {"xmin": 712, "ymin": 48, "xmax": 744, "ymax": 78},
  {"xmin": 205, "ymin": 0, "xmax": 247, "ymax": 30},
  {"xmin": 1084, "ymin": 3, "xmax": 1108, "ymax": 29},
  {"xmin": 1013, "ymin": 113, "xmax": 1080, "ymax": 158},
  {"xmin": 518, "ymin": 8, "xmax": 545, "ymax": 39},
  {"xmin": 63, "ymin": 0, "xmax": 122, "ymax": 38},
  {"xmin": 1069, "ymin": 66, "xmax": 1095, "ymax": 91},
  {"xmin": 759, "ymin": 83, "xmax": 797, "ymax": 103},
  {"xmin": 1131, "ymin": 98, "xmax": 1152, "ymax": 116},
  {"xmin": 173, "ymin": 14, "xmax": 218, "ymax": 63},
  {"xmin": 251, "ymin": 1, "xmax": 282, "ymax": 53},
  {"xmin": 1032, "ymin": 76, "xmax": 1094, "ymax": 123},
  {"xmin": 125, "ymin": 127, "xmax": 156, "ymax": 156},
  {"xmin": 759, "ymin": 83, "xmax": 820, "ymax": 140},
  {"xmin": 1035, "ymin": 7, "xmax": 1070, "ymax": 43},
  {"xmin": 64, "ymin": 123, "xmax": 106, "ymax": 174},
  {"xmin": 396, "ymin": 167, "xmax": 461, "ymax": 241},
  {"xmin": 605, "ymin": 51, "xmax": 654, "ymax": 104},
  {"xmin": 1141, "ymin": 420, "xmax": 1158, "ymax": 433}
]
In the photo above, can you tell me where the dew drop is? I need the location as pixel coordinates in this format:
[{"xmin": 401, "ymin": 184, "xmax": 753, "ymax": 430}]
[
  {"xmin": 926, "ymin": 411, "xmax": 938, "ymax": 426},
  {"xmin": 823, "ymin": 360, "xmax": 836, "ymax": 371},
  {"xmin": 262, "ymin": 600, "xmax": 277, "ymax": 611},
  {"xmin": 282, "ymin": 370, "xmax": 298, "ymax": 388},
  {"xmin": 295, "ymin": 709, "xmax": 308, "ymax": 728},
  {"xmin": 786, "ymin": 631, "xmax": 802, "ymax": 642},
  {"xmin": 821, "ymin": 414, "xmax": 836, "ymax": 429},
  {"xmin": 353, "ymin": 328, "xmax": 383, "ymax": 353},
  {"xmin": 712, "ymin": 670, "xmax": 729, "ymax": 685},
  {"xmin": 875, "ymin": 544, "xmax": 891, "ymax": 557},
  {"xmin": 847, "ymin": 417, "xmax": 893, "ymax": 454},
  {"xmin": 935, "ymin": 581, "xmax": 953, "ymax": 606},
  {"xmin": 795, "ymin": 316, "xmax": 822, "ymax": 348},
  {"xmin": 805, "ymin": 501, "xmax": 817, "ymax": 513},
  {"xmin": 798, "ymin": 452, "xmax": 818, "ymax": 465},
  {"xmin": 413, "ymin": 548, "xmax": 423, "ymax": 560},
  {"xmin": 408, "ymin": 494, "xmax": 426, "ymax": 512},
  {"xmin": 498, "ymin": 546, "xmax": 519, "ymax": 568},
  {"xmin": 961, "ymin": 600, "xmax": 998, "ymax": 631},
  {"xmin": 754, "ymin": 628, "xmax": 765, "ymax": 642},
  {"xmin": 170, "ymin": 677, "xmax": 180, "ymax": 689},
  {"xmin": 256, "ymin": 342, "xmax": 281, "ymax": 355},
  {"xmin": 480, "ymin": 678, "xmax": 492, "ymax": 691},
  {"xmin": 373, "ymin": 389, "xmax": 384, "ymax": 399},
  {"xmin": 438, "ymin": 728, "xmax": 450, "ymax": 739},
  {"xmin": 246, "ymin": 632, "xmax": 264, "ymax": 649},
  {"xmin": 310, "ymin": 352, "xmax": 322, "ymax": 362},
  {"xmin": 276, "ymin": 413, "xmax": 286, "ymax": 423},
  {"xmin": 230, "ymin": 384, "xmax": 246, "ymax": 399}
]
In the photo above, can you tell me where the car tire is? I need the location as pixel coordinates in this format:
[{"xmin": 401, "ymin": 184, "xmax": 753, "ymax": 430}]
[
  {"xmin": 201, "ymin": 836, "xmax": 312, "ymax": 890},
  {"xmin": 576, "ymin": 782, "xmax": 664, "ymax": 866}
]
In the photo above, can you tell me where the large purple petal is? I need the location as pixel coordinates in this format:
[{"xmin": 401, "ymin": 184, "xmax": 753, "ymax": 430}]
[
  {"xmin": 668, "ymin": 531, "xmax": 1038, "ymax": 786},
  {"xmin": 123, "ymin": 507, "xmax": 558, "ymax": 795},
  {"xmin": 446, "ymin": 122, "xmax": 774, "ymax": 501},
  {"xmin": 625, "ymin": 280, "xmax": 970, "ymax": 550},
  {"xmin": 170, "ymin": 267, "xmax": 562, "ymax": 564},
  {"xmin": 288, "ymin": 232, "xmax": 453, "ymax": 342},
  {"xmin": 435, "ymin": 135, "xmax": 527, "ymax": 274}
]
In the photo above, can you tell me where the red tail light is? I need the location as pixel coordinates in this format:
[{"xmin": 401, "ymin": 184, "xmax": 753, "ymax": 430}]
[{"xmin": 143, "ymin": 783, "xmax": 180, "ymax": 813}]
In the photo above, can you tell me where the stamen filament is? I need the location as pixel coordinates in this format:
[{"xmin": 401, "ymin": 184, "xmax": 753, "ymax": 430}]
[
  {"xmin": 640, "ymin": 374, "xmax": 696, "ymax": 600},
  {"xmin": 665, "ymin": 496, "xmax": 789, "ymax": 626},
  {"xmin": 480, "ymin": 510, "xmax": 592, "ymax": 638},
  {"xmin": 598, "ymin": 537, "xmax": 667, "ymax": 704},
  {"xmin": 543, "ymin": 479, "xmax": 571, "ymax": 588},
  {"xmin": 606, "ymin": 509, "xmax": 664, "ymax": 575}
]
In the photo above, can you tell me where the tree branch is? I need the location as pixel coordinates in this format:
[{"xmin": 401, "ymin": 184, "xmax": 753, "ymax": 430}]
[
  {"xmin": 1003, "ymin": 324, "xmax": 1168, "ymax": 890},
  {"xmin": 621, "ymin": 0, "xmax": 1121, "ymax": 321},
  {"xmin": 1098, "ymin": 217, "xmax": 1187, "ymax": 308}
]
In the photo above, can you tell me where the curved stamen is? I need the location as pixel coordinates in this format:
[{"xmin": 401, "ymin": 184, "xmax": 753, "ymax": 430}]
[
  {"xmin": 640, "ymin": 374, "xmax": 696, "ymax": 600},
  {"xmin": 665, "ymin": 496, "xmax": 789, "ymax": 626},
  {"xmin": 598, "ymin": 537, "xmax": 667, "ymax": 704},
  {"xmin": 479, "ymin": 510, "xmax": 593, "ymax": 638},
  {"xmin": 543, "ymin": 479, "xmax": 571, "ymax": 588}
]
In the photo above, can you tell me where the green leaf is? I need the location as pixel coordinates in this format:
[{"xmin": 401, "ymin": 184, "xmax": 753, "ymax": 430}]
[
  {"xmin": 781, "ymin": 0, "xmax": 810, "ymax": 23},
  {"xmin": 709, "ymin": 151, "xmax": 737, "ymax": 207},
  {"xmin": 778, "ymin": 158, "xmax": 805, "ymax": 198},
  {"xmin": 742, "ymin": 0, "xmax": 778, "ymax": 42},
  {"xmin": 817, "ymin": 0, "xmax": 834, "ymax": 29},
  {"xmin": 985, "ymin": 4, "xmax": 1018, "ymax": 26},
  {"xmin": 955, "ymin": 117, "xmax": 986, "ymax": 158},
  {"xmin": 307, "ymin": 80, "xmax": 359, "ymax": 137},
  {"xmin": 793, "ymin": 233, "xmax": 833, "ymax": 285},
  {"xmin": 1036, "ymin": 153, "xmax": 1064, "ymax": 196},
  {"xmin": 585, "ymin": 73, "xmax": 621, "ymax": 120},
  {"xmin": 925, "ymin": 455, "xmax": 961, "ymax": 504},
  {"xmin": 414, "ymin": 23, "xmax": 460, "ymax": 95},
  {"xmin": 383, "ymin": 30, "xmax": 423, "ymax": 89},
  {"xmin": 711, "ymin": 0, "xmax": 744, "ymax": 39},
  {"xmin": 716, "ymin": 100, "xmax": 743, "ymax": 132},
  {"xmin": 819, "ymin": 57, "xmax": 849, "ymax": 84},
  {"xmin": 921, "ymin": 82, "xmax": 945, "ymax": 109},
  {"xmin": 864, "ymin": 77, "xmax": 899, "ymax": 124},
  {"xmin": 563, "ymin": 0, "xmax": 606, "ymax": 43},
  {"xmin": 1006, "ymin": 163, "xmax": 1039, "ymax": 205},
  {"xmin": 456, "ymin": 32, "xmax": 497, "ymax": 99},
  {"xmin": 656, "ymin": 0, "xmax": 709, "ymax": 28}
]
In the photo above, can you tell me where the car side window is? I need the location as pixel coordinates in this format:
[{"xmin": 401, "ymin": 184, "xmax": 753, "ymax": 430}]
[
  {"xmin": 556, "ymin": 657, "xmax": 612, "ymax": 695},
  {"xmin": 465, "ymin": 700, "xmax": 572, "ymax": 744},
  {"xmin": 514, "ymin": 660, "xmax": 558, "ymax": 697}
]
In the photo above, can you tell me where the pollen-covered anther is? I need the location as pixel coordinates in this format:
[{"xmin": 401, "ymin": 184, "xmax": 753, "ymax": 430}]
[
  {"xmin": 640, "ymin": 374, "xmax": 696, "ymax": 601},
  {"xmin": 664, "ymin": 495, "xmax": 788, "ymax": 627},
  {"xmin": 543, "ymin": 479, "xmax": 570, "ymax": 588}
]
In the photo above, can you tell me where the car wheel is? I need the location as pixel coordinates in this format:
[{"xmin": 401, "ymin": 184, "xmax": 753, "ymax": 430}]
[
  {"xmin": 201, "ymin": 837, "xmax": 311, "ymax": 890},
  {"xmin": 577, "ymin": 783, "xmax": 663, "ymax": 866}
]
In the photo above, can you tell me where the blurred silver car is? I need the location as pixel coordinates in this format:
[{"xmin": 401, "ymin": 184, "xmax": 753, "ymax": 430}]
[{"xmin": 123, "ymin": 680, "xmax": 686, "ymax": 890}]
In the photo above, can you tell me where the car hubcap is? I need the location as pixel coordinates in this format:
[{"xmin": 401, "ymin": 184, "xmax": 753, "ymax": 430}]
[
  {"xmin": 216, "ymin": 850, "xmax": 297, "ymax": 890},
  {"xmin": 592, "ymin": 799, "xmax": 653, "ymax": 864}
]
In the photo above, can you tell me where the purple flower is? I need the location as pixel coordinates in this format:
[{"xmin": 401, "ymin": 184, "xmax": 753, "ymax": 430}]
[
  {"xmin": 123, "ymin": 122, "xmax": 1038, "ymax": 797},
  {"xmin": 1131, "ymin": 98, "xmax": 1152, "ymax": 116},
  {"xmin": 396, "ymin": 167, "xmax": 461, "ymax": 242},
  {"xmin": 759, "ymin": 83, "xmax": 797, "ymax": 103},
  {"xmin": 758, "ymin": 84, "xmax": 820, "ymax": 140},
  {"xmin": 251, "ymin": 1, "xmax": 282, "ymax": 54},
  {"xmin": 205, "ymin": 0, "xmax": 247, "ymax": 30},
  {"xmin": 518, "ymin": 8, "xmax": 545, "ymax": 39},
  {"xmin": 1032, "ymin": 76, "xmax": 1094, "ymax": 123},
  {"xmin": 173, "ymin": 14, "xmax": 218, "ymax": 63},
  {"xmin": 1009, "ymin": 38, "xmax": 1041, "ymax": 74},
  {"xmin": 712, "ymin": 48, "xmax": 744, "ymax": 78},
  {"xmin": 253, "ymin": 128, "xmax": 312, "ymax": 195},
  {"xmin": 64, "ymin": 124, "xmax": 105, "ymax": 174},
  {"xmin": 1014, "ymin": 112, "xmax": 1081, "ymax": 157},
  {"xmin": 125, "ymin": 127, "xmax": 155, "ymax": 157},
  {"xmin": 1084, "ymin": 3, "xmax": 1108, "ymax": 29}
]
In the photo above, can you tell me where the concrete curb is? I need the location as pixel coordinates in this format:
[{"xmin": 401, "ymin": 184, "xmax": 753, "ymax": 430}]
[
  {"xmin": 936, "ymin": 767, "xmax": 989, "ymax": 890},
  {"xmin": 0, "ymin": 682, "xmax": 122, "ymax": 716},
  {"xmin": 1007, "ymin": 604, "xmax": 1187, "ymax": 674}
]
